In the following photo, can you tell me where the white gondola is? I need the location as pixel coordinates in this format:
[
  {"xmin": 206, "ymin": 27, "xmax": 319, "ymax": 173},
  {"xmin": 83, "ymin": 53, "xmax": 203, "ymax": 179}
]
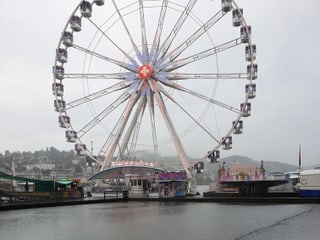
[
  {"xmin": 57, "ymin": 48, "xmax": 68, "ymax": 63},
  {"xmin": 232, "ymin": 9, "xmax": 243, "ymax": 27},
  {"xmin": 240, "ymin": 26, "xmax": 251, "ymax": 43},
  {"xmin": 245, "ymin": 44, "xmax": 256, "ymax": 61},
  {"xmin": 80, "ymin": 1, "xmax": 92, "ymax": 18},
  {"xmin": 208, "ymin": 150, "xmax": 220, "ymax": 163},
  {"xmin": 62, "ymin": 31, "xmax": 73, "ymax": 47},
  {"xmin": 94, "ymin": 0, "xmax": 104, "ymax": 6},
  {"xmin": 221, "ymin": 0, "xmax": 232, "ymax": 13},
  {"xmin": 54, "ymin": 99, "xmax": 66, "ymax": 112},
  {"xmin": 222, "ymin": 136, "xmax": 232, "ymax": 150},
  {"xmin": 66, "ymin": 130, "xmax": 77, "ymax": 142},
  {"xmin": 75, "ymin": 143, "xmax": 87, "ymax": 155},
  {"xmin": 240, "ymin": 102, "xmax": 251, "ymax": 117},
  {"xmin": 233, "ymin": 120, "xmax": 243, "ymax": 134},
  {"xmin": 247, "ymin": 64, "xmax": 258, "ymax": 80},
  {"xmin": 52, "ymin": 83, "xmax": 64, "ymax": 96},
  {"xmin": 59, "ymin": 115, "xmax": 70, "ymax": 128},
  {"xmin": 70, "ymin": 15, "xmax": 81, "ymax": 32},
  {"xmin": 245, "ymin": 83, "xmax": 256, "ymax": 99},
  {"xmin": 53, "ymin": 66, "xmax": 64, "ymax": 80}
]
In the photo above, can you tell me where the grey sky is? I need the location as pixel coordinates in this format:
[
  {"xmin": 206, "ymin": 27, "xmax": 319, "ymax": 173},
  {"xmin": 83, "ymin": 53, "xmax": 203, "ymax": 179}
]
[{"xmin": 1, "ymin": 0, "xmax": 319, "ymax": 166}]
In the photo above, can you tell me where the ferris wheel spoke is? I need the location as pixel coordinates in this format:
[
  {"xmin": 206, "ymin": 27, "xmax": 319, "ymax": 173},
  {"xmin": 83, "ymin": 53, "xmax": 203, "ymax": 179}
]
[
  {"xmin": 159, "ymin": 87, "xmax": 220, "ymax": 143},
  {"xmin": 166, "ymin": 10, "xmax": 225, "ymax": 62},
  {"xmin": 64, "ymin": 72, "xmax": 136, "ymax": 80},
  {"xmin": 158, "ymin": 0, "xmax": 197, "ymax": 60},
  {"xmin": 116, "ymin": 97, "xmax": 147, "ymax": 162},
  {"xmin": 72, "ymin": 43, "xmax": 137, "ymax": 72},
  {"xmin": 86, "ymin": 17, "xmax": 139, "ymax": 68},
  {"xmin": 150, "ymin": 0, "xmax": 169, "ymax": 64},
  {"xmin": 100, "ymin": 93, "xmax": 140, "ymax": 169},
  {"xmin": 166, "ymin": 72, "xmax": 247, "ymax": 80},
  {"xmin": 66, "ymin": 80, "xmax": 132, "ymax": 109},
  {"xmin": 165, "ymin": 38, "xmax": 242, "ymax": 72},
  {"xmin": 128, "ymin": 98, "xmax": 147, "ymax": 157},
  {"xmin": 111, "ymin": 0, "xmax": 143, "ymax": 63},
  {"xmin": 138, "ymin": 0, "xmax": 149, "ymax": 62},
  {"xmin": 97, "ymin": 112, "xmax": 125, "ymax": 166},
  {"xmin": 159, "ymin": 80, "xmax": 240, "ymax": 114},
  {"xmin": 77, "ymin": 90, "xmax": 134, "ymax": 138}
]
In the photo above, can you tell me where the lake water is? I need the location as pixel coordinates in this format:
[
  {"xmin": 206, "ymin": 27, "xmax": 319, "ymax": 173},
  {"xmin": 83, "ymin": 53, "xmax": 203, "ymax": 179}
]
[{"xmin": 1, "ymin": 200, "xmax": 319, "ymax": 240}]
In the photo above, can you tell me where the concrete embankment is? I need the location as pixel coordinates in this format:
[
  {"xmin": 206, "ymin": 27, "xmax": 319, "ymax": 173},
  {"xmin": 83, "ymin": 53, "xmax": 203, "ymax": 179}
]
[
  {"xmin": 0, "ymin": 197, "xmax": 124, "ymax": 211},
  {"xmin": 2, "ymin": 193, "xmax": 320, "ymax": 211}
]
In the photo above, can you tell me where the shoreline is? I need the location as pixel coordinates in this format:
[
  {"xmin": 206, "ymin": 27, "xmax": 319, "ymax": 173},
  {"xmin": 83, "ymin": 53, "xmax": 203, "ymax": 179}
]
[{"xmin": 2, "ymin": 193, "xmax": 320, "ymax": 211}]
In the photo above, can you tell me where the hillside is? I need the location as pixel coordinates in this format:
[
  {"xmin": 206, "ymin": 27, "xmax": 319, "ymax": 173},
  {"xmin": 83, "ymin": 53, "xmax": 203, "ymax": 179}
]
[{"xmin": 1, "ymin": 148, "xmax": 301, "ymax": 184}]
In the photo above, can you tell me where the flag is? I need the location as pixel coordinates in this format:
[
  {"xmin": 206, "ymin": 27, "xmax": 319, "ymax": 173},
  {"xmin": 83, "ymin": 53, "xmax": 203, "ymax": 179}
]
[{"xmin": 298, "ymin": 144, "xmax": 301, "ymax": 171}]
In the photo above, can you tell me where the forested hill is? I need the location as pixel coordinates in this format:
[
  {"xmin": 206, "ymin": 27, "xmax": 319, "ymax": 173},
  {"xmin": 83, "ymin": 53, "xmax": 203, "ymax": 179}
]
[{"xmin": 0, "ymin": 148, "xmax": 304, "ymax": 178}]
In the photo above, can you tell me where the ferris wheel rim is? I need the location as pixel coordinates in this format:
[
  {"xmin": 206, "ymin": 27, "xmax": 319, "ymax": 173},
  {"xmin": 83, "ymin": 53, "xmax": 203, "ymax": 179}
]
[{"xmin": 52, "ymin": 0, "xmax": 257, "ymax": 171}]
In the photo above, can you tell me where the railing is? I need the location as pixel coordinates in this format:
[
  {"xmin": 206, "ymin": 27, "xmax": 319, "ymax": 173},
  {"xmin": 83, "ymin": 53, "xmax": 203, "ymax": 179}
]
[
  {"xmin": 0, "ymin": 190, "xmax": 51, "ymax": 203},
  {"xmin": 103, "ymin": 190, "xmax": 128, "ymax": 200}
]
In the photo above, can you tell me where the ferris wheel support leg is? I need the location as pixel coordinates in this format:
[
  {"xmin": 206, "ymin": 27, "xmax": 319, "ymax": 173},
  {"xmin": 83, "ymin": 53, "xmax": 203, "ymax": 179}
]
[
  {"xmin": 151, "ymin": 82, "xmax": 190, "ymax": 171},
  {"xmin": 188, "ymin": 182, "xmax": 198, "ymax": 195},
  {"xmin": 187, "ymin": 168, "xmax": 198, "ymax": 195}
]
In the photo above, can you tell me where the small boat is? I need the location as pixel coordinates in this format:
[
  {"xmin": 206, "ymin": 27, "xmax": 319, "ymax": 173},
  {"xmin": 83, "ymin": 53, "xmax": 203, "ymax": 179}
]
[{"xmin": 299, "ymin": 169, "xmax": 320, "ymax": 197}]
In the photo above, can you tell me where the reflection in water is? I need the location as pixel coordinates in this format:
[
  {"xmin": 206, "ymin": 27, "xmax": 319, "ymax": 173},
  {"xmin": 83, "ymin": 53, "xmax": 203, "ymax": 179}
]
[
  {"xmin": 0, "ymin": 202, "xmax": 314, "ymax": 240},
  {"xmin": 103, "ymin": 202, "xmax": 187, "ymax": 223}
]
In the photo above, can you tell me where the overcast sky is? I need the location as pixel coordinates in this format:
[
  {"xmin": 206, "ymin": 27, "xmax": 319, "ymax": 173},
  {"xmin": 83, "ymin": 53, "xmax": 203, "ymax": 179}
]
[{"xmin": 1, "ymin": 0, "xmax": 319, "ymax": 167}]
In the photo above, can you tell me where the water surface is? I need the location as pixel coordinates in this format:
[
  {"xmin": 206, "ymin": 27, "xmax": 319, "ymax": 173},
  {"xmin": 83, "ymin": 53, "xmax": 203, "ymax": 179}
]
[{"xmin": 0, "ymin": 201, "xmax": 315, "ymax": 240}]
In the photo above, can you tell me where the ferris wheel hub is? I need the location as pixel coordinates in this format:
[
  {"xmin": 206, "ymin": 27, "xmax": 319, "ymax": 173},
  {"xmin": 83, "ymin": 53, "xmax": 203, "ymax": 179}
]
[{"xmin": 138, "ymin": 64, "xmax": 152, "ymax": 79}]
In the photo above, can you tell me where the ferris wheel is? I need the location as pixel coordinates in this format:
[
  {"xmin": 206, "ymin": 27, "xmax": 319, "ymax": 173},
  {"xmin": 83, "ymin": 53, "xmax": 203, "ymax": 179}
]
[{"xmin": 52, "ymin": 0, "xmax": 257, "ymax": 177}]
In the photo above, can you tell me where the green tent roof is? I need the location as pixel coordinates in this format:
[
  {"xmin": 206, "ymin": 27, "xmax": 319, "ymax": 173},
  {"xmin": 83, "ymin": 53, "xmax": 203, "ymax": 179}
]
[{"xmin": 0, "ymin": 170, "xmax": 75, "ymax": 192}]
